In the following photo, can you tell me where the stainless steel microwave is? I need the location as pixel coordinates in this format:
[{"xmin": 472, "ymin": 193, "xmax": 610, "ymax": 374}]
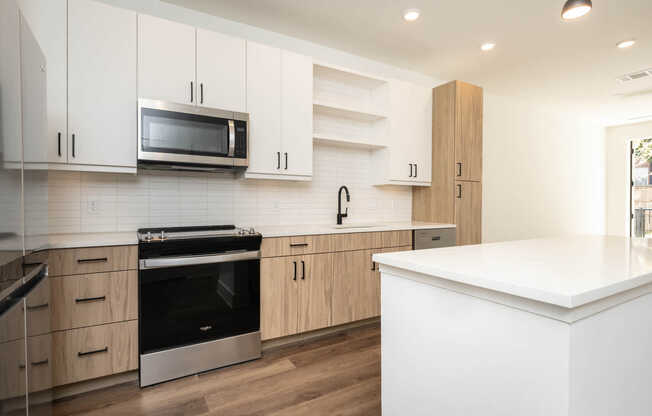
[{"xmin": 137, "ymin": 99, "xmax": 248, "ymax": 170}]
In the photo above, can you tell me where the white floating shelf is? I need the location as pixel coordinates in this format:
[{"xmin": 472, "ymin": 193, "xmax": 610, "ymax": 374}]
[
  {"xmin": 313, "ymin": 133, "xmax": 387, "ymax": 149},
  {"xmin": 313, "ymin": 101, "xmax": 387, "ymax": 122}
]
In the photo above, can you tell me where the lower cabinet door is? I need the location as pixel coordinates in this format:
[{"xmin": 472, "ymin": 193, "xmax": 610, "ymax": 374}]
[
  {"xmin": 333, "ymin": 250, "xmax": 376, "ymax": 325},
  {"xmin": 454, "ymin": 181, "xmax": 482, "ymax": 245},
  {"xmin": 297, "ymin": 254, "xmax": 333, "ymax": 333},
  {"xmin": 52, "ymin": 320, "xmax": 138, "ymax": 386},
  {"xmin": 260, "ymin": 257, "xmax": 299, "ymax": 340}
]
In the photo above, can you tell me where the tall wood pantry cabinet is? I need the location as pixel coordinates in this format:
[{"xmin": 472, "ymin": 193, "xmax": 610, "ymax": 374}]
[{"xmin": 412, "ymin": 81, "xmax": 483, "ymax": 245}]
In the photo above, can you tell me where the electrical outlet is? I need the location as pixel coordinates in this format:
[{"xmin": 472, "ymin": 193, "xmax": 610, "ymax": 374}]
[{"xmin": 87, "ymin": 200, "xmax": 98, "ymax": 214}]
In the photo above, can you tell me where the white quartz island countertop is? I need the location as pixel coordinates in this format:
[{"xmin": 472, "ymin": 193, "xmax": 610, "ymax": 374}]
[
  {"xmin": 375, "ymin": 236, "xmax": 652, "ymax": 415},
  {"xmin": 374, "ymin": 235, "xmax": 652, "ymax": 308}
]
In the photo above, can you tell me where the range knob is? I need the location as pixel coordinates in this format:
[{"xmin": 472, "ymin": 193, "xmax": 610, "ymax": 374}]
[
  {"xmin": 160, "ymin": 230, "xmax": 166, "ymax": 241},
  {"xmin": 146, "ymin": 231, "xmax": 152, "ymax": 242},
  {"xmin": 248, "ymin": 228, "xmax": 256, "ymax": 235}
]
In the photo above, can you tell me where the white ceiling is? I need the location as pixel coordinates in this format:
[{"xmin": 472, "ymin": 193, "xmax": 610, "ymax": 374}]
[{"xmin": 165, "ymin": 0, "xmax": 652, "ymax": 125}]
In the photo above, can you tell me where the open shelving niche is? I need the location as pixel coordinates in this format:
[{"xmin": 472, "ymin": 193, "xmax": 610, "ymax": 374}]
[{"xmin": 312, "ymin": 63, "xmax": 389, "ymax": 150}]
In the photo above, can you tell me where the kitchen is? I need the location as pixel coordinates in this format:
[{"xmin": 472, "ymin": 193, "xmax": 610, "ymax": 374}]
[{"xmin": 1, "ymin": 0, "xmax": 651, "ymax": 415}]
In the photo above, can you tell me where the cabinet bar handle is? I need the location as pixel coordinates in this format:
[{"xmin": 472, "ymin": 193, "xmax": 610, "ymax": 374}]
[
  {"xmin": 285, "ymin": 152, "xmax": 288, "ymax": 170},
  {"xmin": 371, "ymin": 261, "xmax": 376, "ymax": 271},
  {"xmin": 293, "ymin": 261, "xmax": 297, "ymax": 281},
  {"xmin": 31, "ymin": 359, "xmax": 49, "ymax": 366},
  {"xmin": 432, "ymin": 236, "xmax": 441, "ymax": 241},
  {"xmin": 77, "ymin": 257, "xmax": 108, "ymax": 264},
  {"xmin": 456, "ymin": 184, "xmax": 462, "ymax": 199},
  {"xmin": 301, "ymin": 260, "xmax": 305, "ymax": 280},
  {"xmin": 26, "ymin": 302, "xmax": 49, "ymax": 311},
  {"xmin": 409, "ymin": 164, "xmax": 413, "ymax": 178},
  {"xmin": 277, "ymin": 152, "xmax": 281, "ymax": 169},
  {"xmin": 75, "ymin": 296, "xmax": 106, "ymax": 303},
  {"xmin": 456, "ymin": 162, "xmax": 462, "ymax": 177},
  {"xmin": 190, "ymin": 81, "xmax": 194, "ymax": 103},
  {"xmin": 72, "ymin": 134, "xmax": 76, "ymax": 158},
  {"xmin": 289, "ymin": 243, "xmax": 309, "ymax": 248},
  {"xmin": 58, "ymin": 132, "xmax": 62, "ymax": 157},
  {"xmin": 414, "ymin": 163, "xmax": 418, "ymax": 178},
  {"xmin": 200, "ymin": 83, "xmax": 204, "ymax": 104},
  {"xmin": 78, "ymin": 347, "xmax": 108, "ymax": 357}
]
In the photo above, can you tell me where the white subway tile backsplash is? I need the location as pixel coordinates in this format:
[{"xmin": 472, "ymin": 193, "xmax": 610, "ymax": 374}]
[{"xmin": 48, "ymin": 144, "xmax": 412, "ymax": 233}]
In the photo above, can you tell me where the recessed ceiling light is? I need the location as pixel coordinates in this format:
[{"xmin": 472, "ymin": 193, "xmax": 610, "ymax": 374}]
[
  {"xmin": 403, "ymin": 8, "xmax": 420, "ymax": 22},
  {"xmin": 481, "ymin": 43, "xmax": 496, "ymax": 51},
  {"xmin": 617, "ymin": 39, "xmax": 636, "ymax": 49},
  {"xmin": 561, "ymin": 0, "xmax": 592, "ymax": 21}
]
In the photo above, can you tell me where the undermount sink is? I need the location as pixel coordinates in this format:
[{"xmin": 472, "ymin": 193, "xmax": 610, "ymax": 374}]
[{"xmin": 331, "ymin": 224, "xmax": 378, "ymax": 229}]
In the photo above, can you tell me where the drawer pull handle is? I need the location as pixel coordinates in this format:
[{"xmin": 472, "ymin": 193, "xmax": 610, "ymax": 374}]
[
  {"xmin": 75, "ymin": 296, "xmax": 106, "ymax": 303},
  {"xmin": 77, "ymin": 257, "xmax": 108, "ymax": 264},
  {"xmin": 301, "ymin": 260, "xmax": 305, "ymax": 280},
  {"xmin": 78, "ymin": 347, "xmax": 108, "ymax": 357},
  {"xmin": 289, "ymin": 243, "xmax": 309, "ymax": 248},
  {"xmin": 26, "ymin": 302, "xmax": 49, "ymax": 311},
  {"xmin": 432, "ymin": 236, "xmax": 441, "ymax": 241},
  {"xmin": 199, "ymin": 325, "xmax": 212, "ymax": 332},
  {"xmin": 371, "ymin": 261, "xmax": 376, "ymax": 271},
  {"xmin": 31, "ymin": 359, "xmax": 49, "ymax": 366}
]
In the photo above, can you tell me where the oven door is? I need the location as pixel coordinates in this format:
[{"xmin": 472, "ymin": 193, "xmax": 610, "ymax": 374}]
[
  {"xmin": 138, "ymin": 251, "xmax": 260, "ymax": 355},
  {"xmin": 137, "ymin": 99, "xmax": 246, "ymax": 167}
]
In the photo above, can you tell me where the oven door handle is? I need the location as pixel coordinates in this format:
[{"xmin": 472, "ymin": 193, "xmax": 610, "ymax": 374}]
[
  {"xmin": 227, "ymin": 119, "xmax": 236, "ymax": 157},
  {"xmin": 139, "ymin": 250, "xmax": 260, "ymax": 270}
]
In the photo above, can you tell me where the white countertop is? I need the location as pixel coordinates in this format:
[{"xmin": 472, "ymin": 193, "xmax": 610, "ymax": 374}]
[
  {"xmin": 37, "ymin": 232, "xmax": 138, "ymax": 249},
  {"xmin": 252, "ymin": 221, "xmax": 455, "ymax": 238},
  {"xmin": 374, "ymin": 236, "xmax": 652, "ymax": 308}
]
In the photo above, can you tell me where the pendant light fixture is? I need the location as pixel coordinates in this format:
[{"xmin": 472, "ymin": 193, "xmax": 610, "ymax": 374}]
[{"xmin": 561, "ymin": 0, "xmax": 592, "ymax": 21}]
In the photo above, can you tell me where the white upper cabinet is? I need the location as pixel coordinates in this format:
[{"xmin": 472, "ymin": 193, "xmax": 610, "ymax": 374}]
[
  {"xmin": 246, "ymin": 42, "xmax": 313, "ymax": 180},
  {"xmin": 19, "ymin": 12, "xmax": 48, "ymax": 165},
  {"xmin": 281, "ymin": 50, "xmax": 312, "ymax": 177},
  {"xmin": 0, "ymin": 0, "xmax": 22, "ymax": 164},
  {"xmin": 138, "ymin": 14, "xmax": 195, "ymax": 105},
  {"xmin": 246, "ymin": 41, "xmax": 282, "ymax": 176},
  {"xmin": 68, "ymin": 0, "xmax": 137, "ymax": 168},
  {"xmin": 382, "ymin": 79, "xmax": 432, "ymax": 185},
  {"xmin": 18, "ymin": 0, "xmax": 67, "ymax": 164},
  {"xmin": 196, "ymin": 29, "xmax": 246, "ymax": 112}
]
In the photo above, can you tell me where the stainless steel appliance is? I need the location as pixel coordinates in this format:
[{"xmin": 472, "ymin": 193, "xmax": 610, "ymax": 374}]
[
  {"xmin": 137, "ymin": 99, "xmax": 249, "ymax": 171},
  {"xmin": 413, "ymin": 228, "xmax": 457, "ymax": 250},
  {"xmin": 137, "ymin": 225, "xmax": 262, "ymax": 387}
]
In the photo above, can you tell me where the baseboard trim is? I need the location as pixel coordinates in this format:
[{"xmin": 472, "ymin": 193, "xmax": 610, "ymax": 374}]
[
  {"xmin": 262, "ymin": 317, "xmax": 380, "ymax": 351},
  {"xmin": 53, "ymin": 371, "xmax": 138, "ymax": 401}
]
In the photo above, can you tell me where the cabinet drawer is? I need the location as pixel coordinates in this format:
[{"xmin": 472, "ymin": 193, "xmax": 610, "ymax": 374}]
[
  {"xmin": 414, "ymin": 228, "xmax": 456, "ymax": 249},
  {"xmin": 48, "ymin": 246, "xmax": 137, "ymax": 276},
  {"xmin": 381, "ymin": 230, "xmax": 412, "ymax": 248},
  {"xmin": 52, "ymin": 320, "xmax": 138, "ymax": 387},
  {"xmin": 261, "ymin": 235, "xmax": 333, "ymax": 257},
  {"xmin": 51, "ymin": 271, "xmax": 138, "ymax": 331},
  {"xmin": 332, "ymin": 232, "xmax": 382, "ymax": 252},
  {"xmin": 27, "ymin": 333, "xmax": 53, "ymax": 394}
]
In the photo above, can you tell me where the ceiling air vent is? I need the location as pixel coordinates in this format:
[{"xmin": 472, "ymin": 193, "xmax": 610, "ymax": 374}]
[{"xmin": 618, "ymin": 68, "xmax": 652, "ymax": 83}]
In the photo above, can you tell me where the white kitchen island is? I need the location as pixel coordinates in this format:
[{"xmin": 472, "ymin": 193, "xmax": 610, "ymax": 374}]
[{"xmin": 373, "ymin": 236, "xmax": 652, "ymax": 416}]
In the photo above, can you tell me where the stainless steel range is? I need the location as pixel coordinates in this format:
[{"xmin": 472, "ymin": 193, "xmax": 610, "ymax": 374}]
[{"xmin": 137, "ymin": 225, "xmax": 262, "ymax": 387}]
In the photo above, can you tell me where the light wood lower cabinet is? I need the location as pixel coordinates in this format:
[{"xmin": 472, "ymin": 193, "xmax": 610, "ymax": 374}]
[
  {"xmin": 48, "ymin": 245, "xmax": 137, "ymax": 277},
  {"xmin": 297, "ymin": 254, "xmax": 333, "ymax": 333},
  {"xmin": 332, "ymin": 250, "xmax": 371, "ymax": 326},
  {"xmin": 455, "ymin": 180, "xmax": 482, "ymax": 245},
  {"xmin": 52, "ymin": 320, "xmax": 138, "ymax": 386},
  {"xmin": 261, "ymin": 254, "xmax": 333, "ymax": 340},
  {"xmin": 51, "ymin": 270, "xmax": 138, "ymax": 331},
  {"xmin": 27, "ymin": 333, "xmax": 53, "ymax": 393}
]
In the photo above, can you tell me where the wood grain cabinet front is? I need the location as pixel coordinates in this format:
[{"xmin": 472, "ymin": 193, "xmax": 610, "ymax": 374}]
[
  {"xmin": 261, "ymin": 235, "xmax": 333, "ymax": 258},
  {"xmin": 48, "ymin": 246, "xmax": 137, "ymax": 277},
  {"xmin": 51, "ymin": 271, "xmax": 138, "ymax": 331},
  {"xmin": 52, "ymin": 320, "xmax": 138, "ymax": 386}
]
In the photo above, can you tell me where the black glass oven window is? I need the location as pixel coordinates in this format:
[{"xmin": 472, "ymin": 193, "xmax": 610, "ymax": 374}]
[
  {"xmin": 139, "ymin": 260, "xmax": 260, "ymax": 354},
  {"xmin": 141, "ymin": 108, "xmax": 229, "ymax": 157}
]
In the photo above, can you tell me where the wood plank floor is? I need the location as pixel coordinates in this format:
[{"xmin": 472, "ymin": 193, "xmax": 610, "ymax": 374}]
[{"xmin": 53, "ymin": 324, "xmax": 381, "ymax": 416}]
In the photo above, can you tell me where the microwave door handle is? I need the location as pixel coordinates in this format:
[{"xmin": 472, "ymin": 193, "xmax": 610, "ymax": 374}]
[{"xmin": 228, "ymin": 120, "xmax": 235, "ymax": 157}]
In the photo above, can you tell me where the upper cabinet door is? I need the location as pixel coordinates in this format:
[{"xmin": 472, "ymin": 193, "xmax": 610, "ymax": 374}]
[
  {"xmin": 196, "ymin": 28, "xmax": 245, "ymax": 112},
  {"xmin": 19, "ymin": 12, "xmax": 48, "ymax": 164},
  {"xmin": 246, "ymin": 41, "xmax": 281, "ymax": 175},
  {"xmin": 455, "ymin": 81, "xmax": 483, "ymax": 182},
  {"xmin": 138, "ymin": 14, "xmax": 195, "ymax": 105},
  {"xmin": 413, "ymin": 84, "xmax": 432, "ymax": 183},
  {"xmin": 387, "ymin": 80, "xmax": 417, "ymax": 182},
  {"xmin": 1, "ymin": 0, "xmax": 24, "ymax": 164},
  {"xmin": 18, "ymin": 0, "xmax": 67, "ymax": 163},
  {"xmin": 67, "ymin": 0, "xmax": 137, "ymax": 167},
  {"xmin": 281, "ymin": 50, "xmax": 312, "ymax": 177}
]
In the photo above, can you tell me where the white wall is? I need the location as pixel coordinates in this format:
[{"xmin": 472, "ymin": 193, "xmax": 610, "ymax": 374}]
[
  {"xmin": 482, "ymin": 94, "xmax": 606, "ymax": 243},
  {"xmin": 605, "ymin": 121, "xmax": 652, "ymax": 236},
  {"xmin": 48, "ymin": 144, "xmax": 412, "ymax": 233}
]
